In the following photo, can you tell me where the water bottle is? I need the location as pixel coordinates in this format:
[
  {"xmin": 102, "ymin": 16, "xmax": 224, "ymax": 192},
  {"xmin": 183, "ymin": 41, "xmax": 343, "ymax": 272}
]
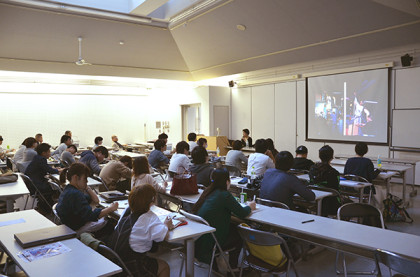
[
  {"xmin": 216, "ymin": 147, "xmax": 220, "ymax": 157},
  {"xmin": 377, "ymin": 155, "xmax": 382, "ymax": 169},
  {"xmin": 240, "ymin": 188, "xmax": 247, "ymax": 204}
]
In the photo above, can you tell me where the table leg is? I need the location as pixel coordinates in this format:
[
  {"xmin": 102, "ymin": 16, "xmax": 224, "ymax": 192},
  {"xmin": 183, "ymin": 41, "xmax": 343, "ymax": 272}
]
[
  {"xmin": 185, "ymin": 238, "xmax": 195, "ymax": 277},
  {"xmin": 359, "ymin": 188, "xmax": 363, "ymax": 203},
  {"xmin": 317, "ymin": 200, "xmax": 322, "ymax": 216},
  {"xmin": 402, "ymin": 171, "xmax": 408, "ymax": 207},
  {"xmin": 6, "ymin": 199, "xmax": 14, "ymax": 213}
]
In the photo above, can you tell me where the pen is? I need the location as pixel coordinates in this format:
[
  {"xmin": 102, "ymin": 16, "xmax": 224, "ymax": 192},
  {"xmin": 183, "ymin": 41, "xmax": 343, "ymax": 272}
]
[
  {"xmin": 253, "ymin": 195, "xmax": 256, "ymax": 201},
  {"xmin": 302, "ymin": 219, "xmax": 315, "ymax": 224}
]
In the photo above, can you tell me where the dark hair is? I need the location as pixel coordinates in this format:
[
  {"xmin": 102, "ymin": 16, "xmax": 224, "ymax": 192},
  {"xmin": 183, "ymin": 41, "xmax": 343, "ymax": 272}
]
[
  {"xmin": 93, "ymin": 146, "xmax": 109, "ymax": 158},
  {"xmin": 192, "ymin": 168, "xmax": 230, "ymax": 214},
  {"xmin": 119, "ymin": 155, "xmax": 133, "ymax": 169},
  {"xmin": 24, "ymin": 137, "xmax": 37, "ymax": 148},
  {"xmin": 60, "ymin": 162, "xmax": 90, "ymax": 183},
  {"xmin": 0, "ymin": 136, "xmax": 3, "ymax": 141},
  {"xmin": 60, "ymin": 135, "xmax": 71, "ymax": 143},
  {"xmin": 197, "ymin": 138, "xmax": 207, "ymax": 147},
  {"xmin": 296, "ymin": 145, "xmax": 308, "ymax": 154},
  {"xmin": 275, "ymin": 151, "xmax": 294, "ymax": 171},
  {"xmin": 187, "ymin": 132, "xmax": 197, "ymax": 142},
  {"xmin": 129, "ymin": 184, "xmax": 156, "ymax": 216},
  {"xmin": 254, "ymin": 139, "xmax": 268, "ymax": 154},
  {"xmin": 355, "ymin": 142, "xmax": 368, "ymax": 156},
  {"xmin": 319, "ymin": 145, "xmax": 334, "ymax": 163},
  {"xmin": 94, "ymin": 136, "xmax": 103, "ymax": 145},
  {"xmin": 232, "ymin": 140, "xmax": 243, "ymax": 150},
  {"xmin": 133, "ymin": 156, "xmax": 150, "ymax": 176},
  {"xmin": 266, "ymin": 138, "xmax": 275, "ymax": 151},
  {"xmin": 242, "ymin": 129, "xmax": 250, "ymax": 135},
  {"xmin": 36, "ymin": 143, "xmax": 51, "ymax": 155},
  {"xmin": 191, "ymin": 146, "xmax": 208, "ymax": 164},
  {"xmin": 67, "ymin": 144, "xmax": 78, "ymax": 152},
  {"xmin": 158, "ymin": 133, "xmax": 168, "ymax": 140},
  {"xmin": 153, "ymin": 139, "xmax": 166, "ymax": 151},
  {"xmin": 35, "ymin": 134, "xmax": 42, "ymax": 139},
  {"xmin": 176, "ymin": 141, "xmax": 189, "ymax": 154}
]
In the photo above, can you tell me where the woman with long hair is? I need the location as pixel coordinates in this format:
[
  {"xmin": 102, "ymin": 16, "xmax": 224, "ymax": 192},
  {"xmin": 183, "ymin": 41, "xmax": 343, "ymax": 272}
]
[{"xmin": 132, "ymin": 156, "xmax": 167, "ymax": 193}]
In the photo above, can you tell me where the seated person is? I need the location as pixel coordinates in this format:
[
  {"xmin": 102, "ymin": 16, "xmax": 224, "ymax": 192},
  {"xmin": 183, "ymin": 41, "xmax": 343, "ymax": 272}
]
[
  {"xmin": 79, "ymin": 146, "xmax": 108, "ymax": 175},
  {"xmin": 25, "ymin": 143, "xmax": 62, "ymax": 213},
  {"xmin": 93, "ymin": 136, "xmax": 103, "ymax": 150},
  {"xmin": 148, "ymin": 139, "xmax": 169, "ymax": 170},
  {"xmin": 225, "ymin": 140, "xmax": 248, "ymax": 171},
  {"xmin": 61, "ymin": 144, "xmax": 78, "ymax": 166},
  {"xmin": 132, "ymin": 156, "xmax": 167, "ymax": 193},
  {"xmin": 190, "ymin": 146, "xmax": 214, "ymax": 187},
  {"xmin": 99, "ymin": 155, "xmax": 133, "ymax": 192},
  {"xmin": 0, "ymin": 135, "xmax": 15, "ymax": 159},
  {"xmin": 168, "ymin": 141, "xmax": 190, "ymax": 175},
  {"xmin": 14, "ymin": 137, "xmax": 37, "ymax": 164},
  {"xmin": 197, "ymin": 138, "xmax": 208, "ymax": 149},
  {"xmin": 293, "ymin": 145, "xmax": 315, "ymax": 171},
  {"xmin": 241, "ymin": 128, "xmax": 253, "ymax": 147},
  {"xmin": 266, "ymin": 138, "xmax": 279, "ymax": 158},
  {"xmin": 247, "ymin": 139, "xmax": 275, "ymax": 176},
  {"xmin": 111, "ymin": 135, "xmax": 124, "ymax": 151},
  {"xmin": 192, "ymin": 169, "xmax": 256, "ymax": 270},
  {"xmin": 158, "ymin": 133, "xmax": 174, "ymax": 155},
  {"xmin": 309, "ymin": 145, "xmax": 341, "ymax": 216},
  {"xmin": 109, "ymin": 184, "xmax": 171, "ymax": 277},
  {"xmin": 260, "ymin": 151, "xmax": 315, "ymax": 210},
  {"xmin": 52, "ymin": 135, "xmax": 72, "ymax": 159},
  {"xmin": 187, "ymin": 132, "xmax": 198, "ymax": 152},
  {"xmin": 35, "ymin": 133, "xmax": 43, "ymax": 144},
  {"xmin": 56, "ymin": 163, "xmax": 118, "ymax": 235},
  {"xmin": 22, "ymin": 140, "xmax": 38, "ymax": 163}
]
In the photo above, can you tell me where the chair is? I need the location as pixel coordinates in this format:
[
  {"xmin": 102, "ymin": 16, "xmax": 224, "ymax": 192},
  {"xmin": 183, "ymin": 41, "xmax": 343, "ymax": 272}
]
[
  {"xmin": 48, "ymin": 178, "xmax": 63, "ymax": 194},
  {"xmin": 19, "ymin": 173, "xmax": 43, "ymax": 210},
  {"xmin": 343, "ymin": 174, "xmax": 373, "ymax": 204},
  {"xmin": 237, "ymin": 224, "xmax": 299, "ymax": 277},
  {"xmin": 256, "ymin": 198, "xmax": 290, "ymax": 210},
  {"xmin": 307, "ymin": 185, "xmax": 342, "ymax": 217},
  {"xmin": 96, "ymin": 244, "xmax": 134, "ymax": 277},
  {"xmin": 52, "ymin": 203, "xmax": 61, "ymax": 224},
  {"xmin": 375, "ymin": 249, "xmax": 420, "ymax": 277},
  {"xmin": 91, "ymin": 175, "xmax": 109, "ymax": 192},
  {"xmin": 223, "ymin": 165, "xmax": 242, "ymax": 177},
  {"xmin": 157, "ymin": 192, "xmax": 182, "ymax": 212},
  {"xmin": 289, "ymin": 169, "xmax": 309, "ymax": 175},
  {"xmin": 179, "ymin": 210, "xmax": 236, "ymax": 277},
  {"xmin": 336, "ymin": 203, "xmax": 385, "ymax": 276}
]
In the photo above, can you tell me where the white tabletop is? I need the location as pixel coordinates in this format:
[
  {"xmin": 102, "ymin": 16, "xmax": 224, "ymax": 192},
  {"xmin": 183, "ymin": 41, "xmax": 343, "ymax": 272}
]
[
  {"xmin": 0, "ymin": 210, "xmax": 121, "ymax": 277},
  {"xmin": 297, "ymin": 174, "xmax": 372, "ymax": 189},
  {"xmin": 335, "ymin": 154, "xmax": 420, "ymax": 165},
  {"xmin": 110, "ymin": 151, "xmax": 145, "ymax": 159},
  {"xmin": 50, "ymin": 174, "xmax": 102, "ymax": 187},
  {"xmin": 331, "ymin": 160, "xmax": 412, "ymax": 174},
  {"xmin": 0, "ymin": 174, "xmax": 29, "ymax": 200},
  {"xmin": 0, "ymin": 160, "xmax": 6, "ymax": 168}
]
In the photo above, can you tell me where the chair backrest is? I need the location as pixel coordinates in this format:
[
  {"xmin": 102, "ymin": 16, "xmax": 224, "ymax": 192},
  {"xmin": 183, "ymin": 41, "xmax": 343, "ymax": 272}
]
[
  {"xmin": 338, "ymin": 203, "xmax": 384, "ymax": 228},
  {"xmin": 6, "ymin": 157, "xmax": 13, "ymax": 170},
  {"xmin": 19, "ymin": 173, "xmax": 37, "ymax": 195},
  {"xmin": 375, "ymin": 249, "xmax": 420, "ymax": 277},
  {"xmin": 256, "ymin": 198, "xmax": 290, "ymax": 209},
  {"xmin": 16, "ymin": 161, "xmax": 30, "ymax": 173},
  {"xmin": 157, "ymin": 192, "xmax": 182, "ymax": 213},
  {"xmin": 179, "ymin": 209, "xmax": 210, "ymax": 226},
  {"xmin": 91, "ymin": 175, "xmax": 109, "ymax": 191},
  {"xmin": 97, "ymin": 244, "xmax": 134, "ymax": 277},
  {"xmin": 289, "ymin": 168, "xmax": 309, "ymax": 175},
  {"xmin": 344, "ymin": 174, "xmax": 369, "ymax": 183},
  {"xmin": 223, "ymin": 164, "xmax": 242, "ymax": 177},
  {"xmin": 48, "ymin": 178, "xmax": 63, "ymax": 193},
  {"xmin": 308, "ymin": 185, "xmax": 340, "ymax": 197}
]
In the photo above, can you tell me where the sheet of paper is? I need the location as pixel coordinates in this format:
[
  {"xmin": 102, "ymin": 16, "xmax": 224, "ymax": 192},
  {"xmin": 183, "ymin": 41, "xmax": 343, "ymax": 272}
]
[
  {"xmin": 17, "ymin": 242, "xmax": 71, "ymax": 263},
  {"xmin": 0, "ymin": 218, "xmax": 25, "ymax": 227}
]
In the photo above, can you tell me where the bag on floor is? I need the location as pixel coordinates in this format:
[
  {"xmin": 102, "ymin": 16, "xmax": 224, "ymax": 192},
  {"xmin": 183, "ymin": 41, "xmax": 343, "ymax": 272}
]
[{"xmin": 382, "ymin": 193, "xmax": 413, "ymax": 223}]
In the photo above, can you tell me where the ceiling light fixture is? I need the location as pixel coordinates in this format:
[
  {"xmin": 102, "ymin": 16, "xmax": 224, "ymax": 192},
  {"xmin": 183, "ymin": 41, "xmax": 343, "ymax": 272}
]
[{"xmin": 236, "ymin": 24, "xmax": 246, "ymax": 31}]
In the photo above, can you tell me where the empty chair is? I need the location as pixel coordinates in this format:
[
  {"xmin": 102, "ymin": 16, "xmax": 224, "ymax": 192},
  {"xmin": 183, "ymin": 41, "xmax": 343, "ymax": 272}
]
[
  {"xmin": 96, "ymin": 244, "xmax": 133, "ymax": 277},
  {"xmin": 375, "ymin": 249, "xmax": 420, "ymax": 277},
  {"xmin": 256, "ymin": 198, "xmax": 290, "ymax": 210},
  {"xmin": 344, "ymin": 174, "xmax": 373, "ymax": 203},
  {"xmin": 91, "ymin": 175, "xmax": 109, "ymax": 192},
  {"xmin": 157, "ymin": 192, "xmax": 182, "ymax": 213}
]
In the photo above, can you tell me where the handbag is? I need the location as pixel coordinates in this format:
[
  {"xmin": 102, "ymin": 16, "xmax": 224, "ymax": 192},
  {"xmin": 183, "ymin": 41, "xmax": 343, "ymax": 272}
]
[
  {"xmin": 170, "ymin": 169, "xmax": 198, "ymax": 195},
  {"xmin": 383, "ymin": 193, "xmax": 413, "ymax": 223},
  {"xmin": 0, "ymin": 172, "xmax": 18, "ymax": 184}
]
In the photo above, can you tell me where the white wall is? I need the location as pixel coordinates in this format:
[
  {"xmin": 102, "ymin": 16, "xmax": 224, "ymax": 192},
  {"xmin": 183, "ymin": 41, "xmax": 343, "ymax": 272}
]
[
  {"xmin": 231, "ymin": 87, "xmax": 251, "ymax": 141},
  {"xmin": 208, "ymin": 86, "xmax": 230, "ymax": 136}
]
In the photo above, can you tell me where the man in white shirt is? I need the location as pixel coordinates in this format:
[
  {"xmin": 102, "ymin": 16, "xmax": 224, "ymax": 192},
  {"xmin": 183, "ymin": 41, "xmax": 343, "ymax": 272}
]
[
  {"xmin": 187, "ymin": 132, "xmax": 198, "ymax": 153},
  {"xmin": 247, "ymin": 139, "xmax": 275, "ymax": 176},
  {"xmin": 168, "ymin": 141, "xmax": 190, "ymax": 175},
  {"xmin": 111, "ymin": 135, "xmax": 124, "ymax": 151}
]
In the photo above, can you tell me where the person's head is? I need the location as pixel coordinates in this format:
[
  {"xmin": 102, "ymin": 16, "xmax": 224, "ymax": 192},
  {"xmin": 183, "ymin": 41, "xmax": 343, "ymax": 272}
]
[
  {"xmin": 24, "ymin": 137, "xmax": 38, "ymax": 149},
  {"xmin": 355, "ymin": 142, "xmax": 368, "ymax": 157},
  {"xmin": 319, "ymin": 145, "xmax": 334, "ymax": 163},
  {"xmin": 197, "ymin": 138, "xmax": 208, "ymax": 148},
  {"xmin": 111, "ymin": 135, "xmax": 118, "ymax": 142},
  {"xmin": 93, "ymin": 146, "xmax": 108, "ymax": 162},
  {"xmin": 191, "ymin": 146, "xmax": 208, "ymax": 164},
  {"xmin": 295, "ymin": 145, "xmax": 308, "ymax": 158},
  {"xmin": 232, "ymin": 140, "xmax": 243, "ymax": 150},
  {"xmin": 266, "ymin": 138, "xmax": 275, "ymax": 151},
  {"xmin": 132, "ymin": 156, "xmax": 150, "ymax": 176},
  {"xmin": 242, "ymin": 129, "xmax": 250, "ymax": 137},
  {"xmin": 67, "ymin": 144, "xmax": 77, "ymax": 154},
  {"xmin": 120, "ymin": 155, "xmax": 133, "ymax": 169},
  {"xmin": 36, "ymin": 143, "xmax": 51, "ymax": 158},
  {"xmin": 176, "ymin": 141, "xmax": 190, "ymax": 154},
  {"xmin": 187, "ymin": 132, "xmax": 197, "ymax": 142},
  {"xmin": 35, "ymin": 134, "xmax": 43, "ymax": 143},
  {"xmin": 60, "ymin": 162, "xmax": 90, "ymax": 189},
  {"xmin": 154, "ymin": 139, "xmax": 166, "ymax": 152},
  {"xmin": 0, "ymin": 136, "xmax": 3, "ymax": 145},
  {"xmin": 65, "ymin": 130, "xmax": 72, "ymax": 137},
  {"xmin": 158, "ymin": 133, "xmax": 168, "ymax": 143},
  {"xmin": 192, "ymin": 168, "xmax": 230, "ymax": 214},
  {"xmin": 254, "ymin": 139, "xmax": 268, "ymax": 154},
  {"xmin": 275, "ymin": 151, "xmax": 294, "ymax": 171},
  {"xmin": 94, "ymin": 136, "xmax": 103, "ymax": 145},
  {"xmin": 129, "ymin": 184, "xmax": 156, "ymax": 216},
  {"xmin": 60, "ymin": 135, "xmax": 72, "ymax": 145}
]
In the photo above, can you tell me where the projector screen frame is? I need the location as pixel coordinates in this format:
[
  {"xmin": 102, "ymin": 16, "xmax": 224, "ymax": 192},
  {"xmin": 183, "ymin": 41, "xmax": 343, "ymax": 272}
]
[{"xmin": 305, "ymin": 68, "xmax": 390, "ymax": 146}]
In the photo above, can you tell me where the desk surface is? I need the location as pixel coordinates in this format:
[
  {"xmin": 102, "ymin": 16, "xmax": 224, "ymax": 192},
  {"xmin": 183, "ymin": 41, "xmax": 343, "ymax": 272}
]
[
  {"xmin": 331, "ymin": 159, "xmax": 412, "ymax": 173},
  {"xmin": 0, "ymin": 210, "xmax": 121, "ymax": 277},
  {"xmin": 110, "ymin": 151, "xmax": 145, "ymax": 158},
  {"xmin": 335, "ymin": 154, "xmax": 420, "ymax": 165},
  {"xmin": 297, "ymin": 174, "xmax": 372, "ymax": 189},
  {"xmin": 50, "ymin": 174, "xmax": 101, "ymax": 187},
  {"xmin": 0, "ymin": 160, "xmax": 6, "ymax": 168},
  {"xmin": 0, "ymin": 174, "xmax": 29, "ymax": 199}
]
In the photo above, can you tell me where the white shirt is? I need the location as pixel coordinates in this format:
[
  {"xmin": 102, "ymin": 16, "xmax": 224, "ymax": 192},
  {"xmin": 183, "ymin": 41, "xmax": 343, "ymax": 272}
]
[
  {"xmin": 188, "ymin": 141, "xmax": 198, "ymax": 152},
  {"xmin": 129, "ymin": 210, "xmax": 168, "ymax": 253},
  {"xmin": 52, "ymin": 143, "xmax": 67, "ymax": 158},
  {"xmin": 13, "ymin": 145, "xmax": 26, "ymax": 164},
  {"xmin": 168, "ymin": 153, "xmax": 190, "ymax": 174},
  {"xmin": 247, "ymin": 152, "xmax": 275, "ymax": 176},
  {"xmin": 131, "ymin": 174, "xmax": 166, "ymax": 193}
]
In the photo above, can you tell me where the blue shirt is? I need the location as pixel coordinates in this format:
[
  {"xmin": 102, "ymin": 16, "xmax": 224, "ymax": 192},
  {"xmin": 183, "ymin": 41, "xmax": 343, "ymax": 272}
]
[
  {"xmin": 25, "ymin": 154, "xmax": 58, "ymax": 191},
  {"xmin": 344, "ymin": 157, "xmax": 380, "ymax": 182},
  {"xmin": 56, "ymin": 184, "xmax": 102, "ymax": 231},
  {"xmin": 148, "ymin": 150, "xmax": 169, "ymax": 169}
]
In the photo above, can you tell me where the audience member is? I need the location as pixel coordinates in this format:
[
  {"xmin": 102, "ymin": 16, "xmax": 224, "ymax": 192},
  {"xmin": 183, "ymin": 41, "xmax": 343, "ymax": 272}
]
[
  {"xmin": 22, "ymin": 138, "xmax": 39, "ymax": 162},
  {"xmin": 247, "ymin": 139, "xmax": 275, "ymax": 176},
  {"xmin": 35, "ymin": 133, "xmax": 43, "ymax": 144},
  {"xmin": 148, "ymin": 139, "xmax": 169, "ymax": 169},
  {"xmin": 293, "ymin": 145, "xmax": 315, "ymax": 171},
  {"xmin": 65, "ymin": 130, "xmax": 73, "ymax": 143},
  {"xmin": 197, "ymin": 138, "xmax": 208, "ymax": 148},
  {"xmin": 266, "ymin": 138, "xmax": 279, "ymax": 158},
  {"xmin": 158, "ymin": 133, "xmax": 168, "ymax": 144},
  {"xmin": 52, "ymin": 135, "xmax": 72, "ymax": 158},
  {"xmin": 61, "ymin": 145, "xmax": 77, "ymax": 166},
  {"xmin": 132, "ymin": 156, "xmax": 167, "ymax": 193},
  {"xmin": 225, "ymin": 140, "xmax": 248, "ymax": 171},
  {"xmin": 0, "ymin": 135, "xmax": 15, "ymax": 159},
  {"xmin": 13, "ymin": 137, "xmax": 36, "ymax": 164},
  {"xmin": 99, "ymin": 155, "xmax": 133, "ymax": 192},
  {"xmin": 190, "ymin": 146, "xmax": 214, "ymax": 187},
  {"xmin": 241, "ymin": 128, "xmax": 253, "ymax": 147},
  {"xmin": 79, "ymin": 146, "xmax": 108, "ymax": 175},
  {"xmin": 187, "ymin": 133, "xmax": 198, "ymax": 152},
  {"xmin": 111, "ymin": 135, "xmax": 124, "ymax": 151},
  {"xmin": 168, "ymin": 141, "xmax": 190, "ymax": 175},
  {"xmin": 93, "ymin": 136, "xmax": 103, "ymax": 150}
]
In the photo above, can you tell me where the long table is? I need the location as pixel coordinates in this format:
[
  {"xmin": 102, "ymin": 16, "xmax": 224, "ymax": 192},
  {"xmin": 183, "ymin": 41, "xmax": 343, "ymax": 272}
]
[
  {"xmin": 0, "ymin": 160, "xmax": 7, "ymax": 168},
  {"xmin": 0, "ymin": 210, "xmax": 121, "ymax": 277},
  {"xmin": 0, "ymin": 174, "xmax": 29, "ymax": 212},
  {"xmin": 110, "ymin": 150, "xmax": 145, "ymax": 159}
]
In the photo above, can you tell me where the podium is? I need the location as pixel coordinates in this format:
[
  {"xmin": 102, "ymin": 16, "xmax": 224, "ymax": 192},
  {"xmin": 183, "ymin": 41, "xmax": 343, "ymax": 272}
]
[{"xmin": 196, "ymin": 136, "xmax": 230, "ymax": 156}]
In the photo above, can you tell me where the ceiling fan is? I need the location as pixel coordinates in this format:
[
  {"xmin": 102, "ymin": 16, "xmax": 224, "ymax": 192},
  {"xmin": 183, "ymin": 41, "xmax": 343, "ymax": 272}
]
[{"xmin": 75, "ymin": 37, "xmax": 92, "ymax": 66}]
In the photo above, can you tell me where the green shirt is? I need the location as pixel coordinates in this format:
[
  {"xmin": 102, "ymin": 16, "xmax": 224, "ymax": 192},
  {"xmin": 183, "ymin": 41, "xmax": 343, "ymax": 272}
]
[{"xmin": 195, "ymin": 189, "xmax": 251, "ymax": 263}]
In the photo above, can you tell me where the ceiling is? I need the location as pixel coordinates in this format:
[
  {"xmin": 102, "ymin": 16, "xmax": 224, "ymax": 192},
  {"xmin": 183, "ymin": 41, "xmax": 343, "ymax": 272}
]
[{"xmin": 0, "ymin": 0, "xmax": 419, "ymax": 81}]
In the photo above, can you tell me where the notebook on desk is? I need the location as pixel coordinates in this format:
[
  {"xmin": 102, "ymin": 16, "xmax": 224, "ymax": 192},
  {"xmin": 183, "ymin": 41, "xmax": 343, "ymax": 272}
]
[
  {"xmin": 14, "ymin": 225, "xmax": 77, "ymax": 248},
  {"xmin": 100, "ymin": 190, "xmax": 128, "ymax": 202}
]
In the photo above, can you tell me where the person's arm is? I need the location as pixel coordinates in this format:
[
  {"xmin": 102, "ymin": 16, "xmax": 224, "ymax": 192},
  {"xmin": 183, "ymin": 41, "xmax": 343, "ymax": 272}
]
[
  {"xmin": 265, "ymin": 152, "xmax": 275, "ymax": 168},
  {"xmin": 293, "ymin": 178, "xmax": 315, "ymax": 201},
  {"xmin": 368, "ymin": 160, "xmax": 380, "ymax": 181},
  {"xmin": 99, "ymin": 202, "xmax": 118, "ymax": 218},
  {"xmin": 41, "ymin": 158, "xmax": 59, "ymax": 174},
  {"xmin": 118, "ymin": 163, "xmax": 132, "ymax": 179},
  {"xmin": 160, "ymin": 152, "xmax": 170, "ymax": 164},
  {"xmin": 344, "ymin": 160, "xmax": 350, "ymax": 175},
  {"xmin": 240, "ymin": 152, "xmax": 248, "ymax": 166},
  {"xmin": 89, "ymin": 159, "xmax": 102, "ymax": 175},
  {"xmin": 248, "ymin": 137, "xmax": 253, "ymax": 147},
  {"xmin": 149, "ymin": 174, "xmax": 166, "ymax": 193},
  {"xmin": 84, "ymin": 187, "xmax": 99, "ymax": 205},
  {"xmin": 72, "ymin": 191, "xmax": 103, "ymax": 222},
  {"xmin": 224, "ymin": 192, "xmax": 251, "ymax": 219}
]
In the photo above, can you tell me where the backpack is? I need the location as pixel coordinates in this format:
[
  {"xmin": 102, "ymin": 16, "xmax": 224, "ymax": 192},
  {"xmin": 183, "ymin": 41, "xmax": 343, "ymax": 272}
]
[{"xmin": 382, "ymin": 193, "xmax": 413, "ymax": 223}]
